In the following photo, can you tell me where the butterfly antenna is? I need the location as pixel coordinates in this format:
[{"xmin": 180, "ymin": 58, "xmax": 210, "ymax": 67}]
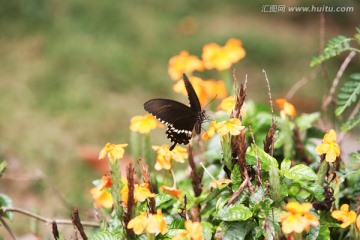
[{"xmin": 203, "ymin": 95, "xmax": 217, "ymax": 109}]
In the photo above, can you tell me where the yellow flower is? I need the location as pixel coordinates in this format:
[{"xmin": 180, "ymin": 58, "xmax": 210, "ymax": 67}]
[
  {"xmin": 168, "ymin": 50, "xmax": 204, "ymax": 80},
  {"xmin": 99, "ymin": 143, "xmax": 128, "ymax": 162},
  {"xmin": 280, "ymin": 202, "xmax": 319, "ymax": 234},
  {"xmin": 130, "ymin": 114, "xmax": 158, "ymax": 134},
  {"xmin": 202, "ymin": 38, "xmax": 246, "ymax": 71},
  {"xmin": 161, "ymin": 185, "xmax": 182, "ymax": 198},
  {"xmin": 202, "ymin": 118, "xmax": 244, "ymax": 140},
  {"xmin": 218, "ymin": 96, "xmax": 247, "ymax": 116},
  {"xmin": 127, "ymin": 212, "xmax": 149, "ymax": 235},
  {"xmin": 331, "ymin": 204, "xmax": 357, "ymax": 228},
  {"xmin": 172, "ymin": 220, "xmax": 204, "ymax": 240},
  {"xmin": 215, "ymin": 118, "xmax": 244, "ymax": 136},
  {"xmin": 153, "ymin": 145, "xmax": 187, "ymax": 170},
  {"xmin": 128, "ymin": 210, "xmax": 168, "ymax": 235},
  {"xmin": 356, "ymin": 215, "xmax": 360, "ymax": 230},
  {"xmin": 134, "ymin": 183, "xmax": 155, "ymax": 202},
  {"xmin": 90, "ymin": 177, "xmax": 113, "ymax": 209},
  {"xmin": 276, "ymin": 99, "xmax": 296, "ymax": 119},
  {"xmin": 315, "ymin": 129, "xmax": 341, "ymax": 163},
  {"xmin": 173, "ymin": 76, "xmax": 227, "ymax": 106},
  {"xmin": 121, "ymin": 182, "xmax": 155, "ymax": 206},
  {"xmin": 147, "ymin": 210, "xmax": 168, "ymax": 235}
]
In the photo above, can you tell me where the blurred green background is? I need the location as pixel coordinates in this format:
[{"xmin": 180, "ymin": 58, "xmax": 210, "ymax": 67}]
[{"xmin": 0, "ymin": 0, "xmax": 358, "ymax": 237}]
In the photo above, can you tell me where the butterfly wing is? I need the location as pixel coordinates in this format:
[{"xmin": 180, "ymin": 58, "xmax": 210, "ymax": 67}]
[
  {"xmin": 144, "ymin": 99, "xmax": 197, "ymax": 148},
  {"xmin": 183, "ymin": 74, "xmax": 202, "ymax": 112}
]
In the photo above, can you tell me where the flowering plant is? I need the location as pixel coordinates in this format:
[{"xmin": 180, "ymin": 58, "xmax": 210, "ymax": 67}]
[{"xmin": 0, "ymin": 34, "xmax": 359, "ymax": 240}]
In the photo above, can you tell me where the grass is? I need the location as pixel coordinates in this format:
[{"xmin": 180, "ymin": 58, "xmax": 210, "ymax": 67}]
[{"xmin": 0, "ymin": 0, "xmax": 358, "ymax": 235}]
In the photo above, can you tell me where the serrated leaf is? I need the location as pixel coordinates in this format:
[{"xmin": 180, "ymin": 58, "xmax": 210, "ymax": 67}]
[
  {"xmin": 284, "ymin": 164, "xmax": 317, "ymax": 181},
  {"xmin": 246, "ymin": 145, "xmax": 278, "ymax": 171},
  {"xmin": 215, "ymin": 204, "xmax": 252, "ymax": 221},
  {"xmin": 88, "ymin": 231, "xmax": 124, "ymax": 240}
]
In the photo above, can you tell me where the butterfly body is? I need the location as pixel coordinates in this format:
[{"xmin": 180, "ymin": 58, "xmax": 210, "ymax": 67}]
[{"xmin": 144, "ymin": 74, "xmax": 206, "ymax": 150}]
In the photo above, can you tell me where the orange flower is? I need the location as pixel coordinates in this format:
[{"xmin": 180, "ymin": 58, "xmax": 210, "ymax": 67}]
[
  {"xmin": 99, "ymin": 143, "xmax": 128, "ymax": 162},
  {"xmin": 98, "ymin": 174, "xmax": 112, "ymax": 190},
  {"xmin": 127, "ymin": 212, "xmax": 149, "ymax": 235},
  {"xmin": 202, "ymin": 38, "xmax": 246, "ymax": 71},
  {"xmin": 130, "ymin": 114, "xmax": 159, "ymax": 134},
  {"xmin": 121, "ymin": 183, "xmax": 155, "ymax": 206},
  {"xmin": 168, "ymin": 50, "xmax": 204, "ymax": 80},
  {"xmin": 315, "ymin": 129, "xmax": 341, "ymax": 163},
  {"xmin": 202, "ymin": 121, "xmax": 217, "ymax": 141},
  {"xmin": 161, "ymin": 185, "xmax": 182, "ymax": 198},
  {"xmin": 172, "ymin": 220, "xmax": 204, "ymax": 240},
  {"xmin": 90, "ymin": 173, "xmax": 114, "ymax": 208},
  {"xmin": 173, "ymin": 76, "xmax": 227, "ymax": 106},
  {"xmin": 276, "ymin": 99, "xmax": 296, "ymax": 119},
  {"xmin": 147, "ymin": 209, "xmax": 168, "ymax": 235},
  {"xmin": 280, "ymin": 202, "xmax": 319, "ymax": 234},
  {"xmin": 153, "ymin": 144, "xmax": 187, "ymax": 170},
  {"xmin": 331, "ymin": 204, "xmax": 357, "ymax": 228}
]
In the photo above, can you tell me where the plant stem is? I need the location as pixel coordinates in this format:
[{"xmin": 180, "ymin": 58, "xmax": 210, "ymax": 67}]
[
  {"xmin": 316, "ymin": 160, "xmax": 328, "ymax": 186},
  {"xmin": 109, "ymin": 159, "xmax": 124, "ymax": 221}
]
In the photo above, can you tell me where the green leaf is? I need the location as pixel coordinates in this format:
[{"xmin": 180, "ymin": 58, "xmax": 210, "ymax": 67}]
[
  {"xmin": 295, "ymin": 113, "xmax": 321, "ymax": 132},
  {"xmin": 310, "ymin": 35, "xmax": 353, "ymax": 66},
  {"xmin": 88, "ymin": 231, "xmax": 124, "ymax": 240},
  {"xmin": 221, "ymin": 220, "xmax": 257, "ymax": 240},
  {"xmin": 199, "ymin": 187, "xmax": 227, "ymax": 205},
  {"xmin": 168, "ymin": 218, "xmax": 184, "ymax": 229},
  {"xmin": 246, "ymin": 145, "xmax": 278, "ymax": 171},
  {"xmin": 341, "ymin": 110, "xmax": 360, "ymax": 132},
  {"xmin": 201, "ymin": 221, "xmax": 214, "ymax": 240},
  {"xmin": 280, "ymin": 159, "xmax": 291, "ymax": 173},
  {"xmin": 155, "ymin": 194, "xmax": 173, "ymax": 208},
  {"xmin": 0, "ymin": 194, "xmax": 13, "ymax": 220},
  {"xmin": 166, "ymin": 229, "xmax": 186, "ymax": 238},
  {"xmin": 215, "ymin": 204, "xmax": 252, "ymax": 221},
  {"xmin": 0, "ymin": 161, "xmax": 7, "ymax": 177},
  {"xmin": 335, "ymin": 73, "xmax": 360, "ymax": 116},
  {"xmin": 284, "ymin": 164, "xmax": 317, "ymax": 181}
]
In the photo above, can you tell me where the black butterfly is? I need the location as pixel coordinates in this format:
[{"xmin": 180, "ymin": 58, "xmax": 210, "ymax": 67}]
[{"xmin": 144, "ymin": 74, "xmax": 206, "ymax": 151}]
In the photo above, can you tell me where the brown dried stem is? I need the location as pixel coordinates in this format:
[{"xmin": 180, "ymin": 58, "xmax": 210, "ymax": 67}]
[
  {"xmin": 52, "ymin": 221, "xmax": 59, "ymax": 240},
  {"xmin": 71, "ymin": 208, "xmax": 88, "ymax": 240},
  {"xmin": 138, "ymin": 159, "xmax": 156, "ymax": 214},
  {"xmin": 187, "ymin": 146, "xmax": 203, "ymax": 197},
  {"xmin": 0, "ymin": 206, "xmax": 100, "ymax": 227},
  {"xmin": 124, "ymin": 163, "xmax": 136, "ymax": 237},
  {"xmin": 293, "ymin": 125, "xmax": 312, "ymax": 164}
]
